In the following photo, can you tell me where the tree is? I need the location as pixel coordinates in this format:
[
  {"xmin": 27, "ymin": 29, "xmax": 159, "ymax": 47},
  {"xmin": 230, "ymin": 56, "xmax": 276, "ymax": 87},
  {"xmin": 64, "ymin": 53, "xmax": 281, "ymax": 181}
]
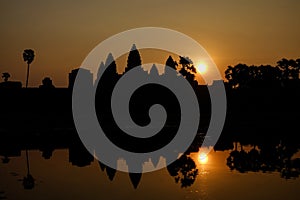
[
  {"xmin": 126, "ymin": 44, "xmax": 142, "ymax": 73},
  {"xmin": 234, "ymin": 64, "xmax": 250, "ymax": 88},
  {"xmin": 296, "ymin": 58, "xmax": 300, "ymax": 79},
  {"xmin": 225, "ymin": 58, "xmax": 300, "ymax": 89},
  {"xmin": 225, "ymin": 65, "xmax": 237, "ymax": 88},
  {"xmin": 258, "ymin": 65, "xmax": 281, "ymax": 81},
  {"xmin": 39, "ymin": 77, "xmax": 55, "ymax": 88},
  {"xmin": 178, "ymin": 56, "xmax": 197, "ymax": 85},
  {"xmin": 225, "ymin": 64, "xmax": 250, "ymax": 89},
  {"xmin": 2, "ymin": 72, "xmax": 10, "ymax": 82},
  {"xmin": 277, "ymin": 58, "xmax": 299, "ymax": 80},
  {"xmin": 23, "ymin": 49, "xmax": 35, "ymax": 88},
  {"xmin": 167, "ymin": 154, "xmax": 198, "ymax": 188},
  {"xmin": 179, "ymin": 56, "xmax": 196, "ymax": 72}
]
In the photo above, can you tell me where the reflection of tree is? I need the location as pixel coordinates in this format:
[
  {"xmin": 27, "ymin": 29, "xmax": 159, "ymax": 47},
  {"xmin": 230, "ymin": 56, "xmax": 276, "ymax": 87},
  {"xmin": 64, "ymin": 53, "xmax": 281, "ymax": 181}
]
[
  {"xmin": 167, "ymin": 154, "xmax": 198, "ymax": 188},
  {"xmin": 247, "ymin": 145, "xmax": 260, "ymax": 172},
  {"xmin": 22, "ymin": 149, "xmax": 35, "ymax": 190},
  {"xmin": 226, "ymin": 142, "xmax": 239, "ymax": 171},
  {"xmin": 226, "ymin": 141, "xmax": 300, "ymax": 179}
]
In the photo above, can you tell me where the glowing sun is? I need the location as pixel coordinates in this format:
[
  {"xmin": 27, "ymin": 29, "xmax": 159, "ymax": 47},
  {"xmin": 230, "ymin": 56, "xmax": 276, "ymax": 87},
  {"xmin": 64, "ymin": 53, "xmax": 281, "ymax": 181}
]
[
  {"xmin": 198, "ymin": 153, "xmax": 208, "ymax": 164},
  {"xmin": 197, "ymin": 63, "xmax": 207, "ymax": 74}
]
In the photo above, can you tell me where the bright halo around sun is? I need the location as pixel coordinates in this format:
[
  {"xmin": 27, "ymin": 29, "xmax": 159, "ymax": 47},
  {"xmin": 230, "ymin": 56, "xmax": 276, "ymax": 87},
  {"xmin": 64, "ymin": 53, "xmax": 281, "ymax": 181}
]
[
  {"xmin": 198, "ymin": 152, "xmax": 208, "ymax": 164},
  {"xmin": 197, "ymin": 63, "xmax": 207, "ymax": 74}
]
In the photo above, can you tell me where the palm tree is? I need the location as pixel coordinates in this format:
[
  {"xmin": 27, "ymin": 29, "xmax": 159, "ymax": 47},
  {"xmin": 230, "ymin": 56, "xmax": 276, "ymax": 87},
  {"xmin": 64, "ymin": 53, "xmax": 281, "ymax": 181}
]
[
  {"xmin": 2, "ymin": 72, "xmax": 10, "ymax": 82},
  {"xmin": 23, "ymin": 49, "xmax": 35, "ymax": 88}
]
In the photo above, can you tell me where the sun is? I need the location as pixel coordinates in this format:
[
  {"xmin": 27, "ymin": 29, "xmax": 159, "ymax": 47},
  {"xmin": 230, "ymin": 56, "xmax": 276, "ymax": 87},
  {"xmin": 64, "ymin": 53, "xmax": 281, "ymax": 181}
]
[
  {"xmin": 198, "ymin": 153, "xmax": 208, "ymax": 164},
  {"xmin": 197, "ymin": 63, "xmax": 207, "ymax": 74}
]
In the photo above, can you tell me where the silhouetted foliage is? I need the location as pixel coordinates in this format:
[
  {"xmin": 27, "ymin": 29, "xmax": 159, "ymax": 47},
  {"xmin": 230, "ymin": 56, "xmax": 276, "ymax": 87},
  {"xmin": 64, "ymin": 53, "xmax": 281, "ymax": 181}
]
[
  {"xmin": 1, "ymin": 73, "xmax": 10, "ymax": 82},
  {"xmin": 225, "ymin": 58, "xmax": 300, "ymax": 89},
  {"xmin": 167, "ymin": 154, "xmax": 198, "ymax": 188},
  {"xmin": 277, "ymin": 58, "xmax": 299, "ymax": 80},
  {"xmin": 225, "ymin": 64, "xmax": 252, "ymax": 89},
  {"xmin": 178, "ymin": 56, "xmax": 198, "ymax": 86},
  {"xmin": 2, "ymin": 44, "xmax": 300, "ymax": 191},
  {"xmin": 226, "ymin": 142, "xmax": 300, "ymax": 179},
  {"xmin": 0, "ymin": 73, "xmax": 22, "ymax": 88},
  {"xmin": 39, "ymin": 77, "xmax": 55, "ymax": 88},
  {"xmin": 23, "ymin": 49, "xmax": 35, "ymax": 88}
]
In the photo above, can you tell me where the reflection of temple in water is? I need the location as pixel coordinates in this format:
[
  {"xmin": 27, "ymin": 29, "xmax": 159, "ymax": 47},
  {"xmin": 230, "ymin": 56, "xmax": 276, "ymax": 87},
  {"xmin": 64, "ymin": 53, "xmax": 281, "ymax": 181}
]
[
  {"xmin": 1, "ymin": 46, "xmax": 300, "ymax": 194},
  {"xmin": 0, "ymin": 129, "xmax": 300, "ymax": 190}
]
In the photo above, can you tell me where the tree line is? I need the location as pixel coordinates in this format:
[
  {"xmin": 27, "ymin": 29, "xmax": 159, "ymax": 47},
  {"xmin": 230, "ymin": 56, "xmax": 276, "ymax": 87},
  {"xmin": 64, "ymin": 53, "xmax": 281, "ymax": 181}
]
[{"xmin": 225, "ymin": 58, "xmax": 300, "ymax": 89}]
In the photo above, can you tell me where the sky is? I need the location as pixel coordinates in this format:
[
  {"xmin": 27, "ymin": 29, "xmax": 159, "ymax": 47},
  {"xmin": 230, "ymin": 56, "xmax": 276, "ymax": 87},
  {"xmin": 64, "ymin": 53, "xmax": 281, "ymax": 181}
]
[{"xmin": 0, "ymin": 0, "xmax": 300, "ymax": 87}]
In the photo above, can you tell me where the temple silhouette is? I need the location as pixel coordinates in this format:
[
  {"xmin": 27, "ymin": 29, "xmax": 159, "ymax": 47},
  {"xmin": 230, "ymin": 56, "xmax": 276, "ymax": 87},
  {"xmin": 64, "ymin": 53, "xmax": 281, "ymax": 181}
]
[{"xmin": 0, "ymin": 44, "xmax": 300, "ymax": 189}]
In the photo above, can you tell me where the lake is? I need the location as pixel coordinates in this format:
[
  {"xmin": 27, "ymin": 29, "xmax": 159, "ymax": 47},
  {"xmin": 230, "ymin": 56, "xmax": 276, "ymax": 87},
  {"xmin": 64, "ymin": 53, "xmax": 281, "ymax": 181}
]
[{"xmin": 1, "ymin": 143, "xmax": 299, "ymax": 200}]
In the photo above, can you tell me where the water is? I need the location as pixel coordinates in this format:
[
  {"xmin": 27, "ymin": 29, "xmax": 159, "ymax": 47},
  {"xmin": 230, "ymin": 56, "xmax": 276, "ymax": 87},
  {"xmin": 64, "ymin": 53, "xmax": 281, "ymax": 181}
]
[{"xmin": 1, "ymin": 146, "xmax": 299, "ymax": 200}]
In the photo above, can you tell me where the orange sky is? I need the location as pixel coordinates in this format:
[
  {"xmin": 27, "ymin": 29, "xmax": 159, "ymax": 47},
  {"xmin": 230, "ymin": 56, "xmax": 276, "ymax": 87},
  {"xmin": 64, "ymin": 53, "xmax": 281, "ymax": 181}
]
[{"xmin": 1, "ymin": 0, "xmax": 300, "ymax": 87}]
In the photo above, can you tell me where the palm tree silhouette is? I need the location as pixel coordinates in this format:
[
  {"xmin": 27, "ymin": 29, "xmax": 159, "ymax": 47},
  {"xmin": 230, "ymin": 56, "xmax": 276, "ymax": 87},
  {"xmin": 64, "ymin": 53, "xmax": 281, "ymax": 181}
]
[
  {"xmin": 22, "ymin": 149, "xmax": 35, "ymax": 189},
  {"xmin": 23, "ymin": 49, "xmax": 35, "ymax": 88},
  {"xmin": 21, "ymin": 49, "xmax": 35, "ymax": 187}
]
